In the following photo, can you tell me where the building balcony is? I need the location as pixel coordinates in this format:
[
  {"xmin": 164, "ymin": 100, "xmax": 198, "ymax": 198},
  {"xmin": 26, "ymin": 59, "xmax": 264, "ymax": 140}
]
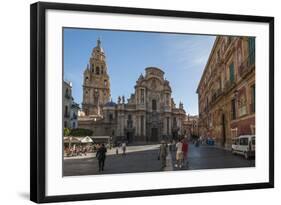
[
  {"xmin": 211, "ymin": 89, "xmax": 223, "ymax": 104},
  {"xmin": 213, "ymin": 61, "xmax": 223, "ymax": 75},
  {"xmin": 230, "ymin": 111, "xmax": 237, "ymax": 121},
  {"xmin": 239, "ymin": 52, "xmax": 255, "ymax": 78},
  {"xmin": 72, "ymin": 102, "xmax": 80, "ymax": 109},
  {"xmin": 222, "ymin": 38, "xmax": 235, "ymax": 59},
  {"xmin": 224, "ymin": 80, "xmax": 236, "ymax": 92},
  {"xmin": 216, "ymin": 57, "xmax": 223, "ymax": 66},
  {"xmin": 71, "ymin": 115, "xmax": 77, "ymax": 120},
  {"xmin": 65, "ymin": 94, "xmax": 71, "ymax": 99}
]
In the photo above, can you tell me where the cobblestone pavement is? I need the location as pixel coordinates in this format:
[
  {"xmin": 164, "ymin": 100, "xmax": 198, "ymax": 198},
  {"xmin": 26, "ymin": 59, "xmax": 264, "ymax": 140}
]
[
  {"xmin": 63, "ymin": 144, "xmax": 255, "ymax": 176},
  {"xmin": 171, "ymin": 144, "xmax": 255, "ymax": 171}
]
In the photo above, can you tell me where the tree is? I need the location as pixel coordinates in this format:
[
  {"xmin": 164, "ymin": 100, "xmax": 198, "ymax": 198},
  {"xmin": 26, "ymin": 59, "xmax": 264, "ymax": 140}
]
[
  {"xmin": 64, "ymin": 127, "xmax": 71, "ymax": 136},
  {"xmin": 70, "ymin": 128, "xmax": 93, "ymax": 137},
  {"xmin": 64, "ymin": 128, "xmax": 71, "ymax": 149}
]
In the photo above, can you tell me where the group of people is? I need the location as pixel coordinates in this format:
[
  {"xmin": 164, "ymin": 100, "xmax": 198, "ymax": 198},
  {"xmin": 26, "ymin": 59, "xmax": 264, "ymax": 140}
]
[
  {"xmin": 115, "ymin": 142, "xmax": 127, "ymax": 155},
  {"xmin": 95, "ymin": 138, "xmax": 191, "ymax": 172},
  {"xmin": 64, "ymin": 145, "xmax": 90, "ymax": 157},
  {"xmin": 159, "ymin": 137, "xmax": 189, "ymax": 170},
  {"xmin": 175, "ymin": 138, "xmax": 189, "ymax": 168}
]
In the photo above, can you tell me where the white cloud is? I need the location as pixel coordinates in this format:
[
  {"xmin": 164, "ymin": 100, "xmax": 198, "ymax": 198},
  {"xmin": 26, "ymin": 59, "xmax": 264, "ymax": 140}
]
[{"xmin": 161, "ymin": 35, "xmax": 215, "ymax": 69}]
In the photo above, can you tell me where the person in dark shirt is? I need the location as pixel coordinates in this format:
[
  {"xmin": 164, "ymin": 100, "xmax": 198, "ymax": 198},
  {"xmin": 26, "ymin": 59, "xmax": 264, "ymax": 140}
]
[{"xmin": 96, "ymin": 143, "xmax": 107, "ymax": 172}]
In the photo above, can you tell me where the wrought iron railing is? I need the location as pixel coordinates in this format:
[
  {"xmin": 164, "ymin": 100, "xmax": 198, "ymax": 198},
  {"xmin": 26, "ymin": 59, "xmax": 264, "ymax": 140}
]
[
  {"xmin": 71, "ymin": 114, "xmax": 77, "ymax": 120},
  {"xmin": 211, "ymin": 89, "xmax": 223, "ymax": 104},
  {"xmin": 65, "ymin": 93, "xmax": 71, "ymax": 99},
  {"xmin": 224, "ymin": 80, "xmax": 236, "ymax": 91},
  {"xmin": 239, "ymin": 52, "xmax": 255, "ymax": 78}
]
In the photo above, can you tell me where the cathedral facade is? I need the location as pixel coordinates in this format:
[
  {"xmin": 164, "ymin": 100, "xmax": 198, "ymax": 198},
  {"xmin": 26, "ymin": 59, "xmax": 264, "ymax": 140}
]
[{"xmin": 78, "ymin": 39, "xmax": 187, "ymax": 143}]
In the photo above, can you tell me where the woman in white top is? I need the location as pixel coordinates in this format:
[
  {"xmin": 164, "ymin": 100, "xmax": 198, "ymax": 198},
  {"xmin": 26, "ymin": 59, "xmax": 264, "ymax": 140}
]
[{"xmin": 175, "ymin": 139, "xmax": 183, "ymax": 168}]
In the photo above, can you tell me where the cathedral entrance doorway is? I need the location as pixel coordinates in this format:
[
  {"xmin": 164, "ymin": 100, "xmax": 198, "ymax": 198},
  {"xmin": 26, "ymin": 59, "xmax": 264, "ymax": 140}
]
[
  {"xmin": 126, "ymin": 132, "xmax": 133, "ymax": 143},
  {"xmin": 172, "ymin": 130, "xmax": 178, "ymax": 141},
  {"xmin": 151, "ymin": 128, "xmax": 158, "ymax": 142}
]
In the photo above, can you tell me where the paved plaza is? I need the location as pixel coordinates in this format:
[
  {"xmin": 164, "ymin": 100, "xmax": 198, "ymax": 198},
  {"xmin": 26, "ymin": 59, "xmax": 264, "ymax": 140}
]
[{"xmin": 63, "ymin": 144, "xmax": 255, "ymax": 176}]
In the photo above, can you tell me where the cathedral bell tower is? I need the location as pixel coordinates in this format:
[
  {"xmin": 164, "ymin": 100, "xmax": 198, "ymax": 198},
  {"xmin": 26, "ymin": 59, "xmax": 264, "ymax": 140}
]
[{"xmin": 82, "ymin": 38, "xmax": 111, "ymax": 116}]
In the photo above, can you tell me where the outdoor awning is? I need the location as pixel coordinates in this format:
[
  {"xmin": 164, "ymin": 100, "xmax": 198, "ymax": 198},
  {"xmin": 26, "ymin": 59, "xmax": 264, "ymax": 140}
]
[
  {"xmin": 90, "ymin": 136, "xmax": 111, "ymax": 139},
  {"xmin": 63, "ymin": 136, "xmax": 80, "ymax": 143},
  {"xmin": 80, "ymin": 136, "xmax": 93, "ymax": 143}
]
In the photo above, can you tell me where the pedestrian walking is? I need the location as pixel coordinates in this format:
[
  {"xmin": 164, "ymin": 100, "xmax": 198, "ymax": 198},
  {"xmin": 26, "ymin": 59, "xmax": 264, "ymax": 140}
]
[
  {"xmin": 159, "ymin": 140, "xmax": 167, "ymax": 169},
  {"xmin": 195, "ymin": 138, "xmax": 200, "ymax": 147},
  {"xmin": 96, "ymin": 143, "xmax": 107, "ymax": 172},
  {"xmin": 82, "ymin": 147, "xmax": 87, "ymax": 156},
  {"xmin": 122, "ymin": 141, "xmax": 126, "ymax": 155},
  {"xmin": 172, "ymin": 139, "xmax": 176, "ymax": 151},
  {"xmin": 182, "ymin": 138, "xmax": 189, "ymax": 167},
  {"xmin": 168, "ymin": 141, "xmax": 172, "ymax": 152},
  {"xmin": 175, "ymin": 138, "xmax": 183, "ymax": 168},
  {"xmin": 199, "ymin": 136, "xmax": 202, "ymax": 144}
]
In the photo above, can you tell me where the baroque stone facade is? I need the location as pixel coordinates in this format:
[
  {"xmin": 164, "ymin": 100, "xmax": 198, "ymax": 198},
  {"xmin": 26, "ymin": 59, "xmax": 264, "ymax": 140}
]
[
  {"xmin": 78, "ymin": 40, "xmax": 186, "ymax": 143},
  {"xmin": 197, "ymin": 36, "xmax": 255, "ymax": 148}
]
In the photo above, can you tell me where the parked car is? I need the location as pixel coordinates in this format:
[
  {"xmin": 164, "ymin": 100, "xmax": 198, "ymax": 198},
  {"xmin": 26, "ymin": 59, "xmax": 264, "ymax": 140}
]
[{"xmin": 231, "ymin": 135, "xmax": 255, "ymax": 159}]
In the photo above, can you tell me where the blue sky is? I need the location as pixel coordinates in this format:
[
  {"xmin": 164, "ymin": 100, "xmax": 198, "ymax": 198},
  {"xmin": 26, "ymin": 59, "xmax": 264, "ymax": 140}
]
[{"xmin": 64, "ymin": 28, "xmax": 215, "ymax": 115}]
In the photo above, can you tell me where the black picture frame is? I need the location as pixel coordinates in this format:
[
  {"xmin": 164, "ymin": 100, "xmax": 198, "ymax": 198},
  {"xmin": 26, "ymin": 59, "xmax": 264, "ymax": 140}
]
[{"xmin": 30, "ymin": 2, "xmax": 274, "ymax": 203}]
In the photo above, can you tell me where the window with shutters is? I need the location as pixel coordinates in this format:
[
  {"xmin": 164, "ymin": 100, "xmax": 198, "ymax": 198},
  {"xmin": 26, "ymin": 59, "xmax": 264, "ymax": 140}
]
[
  {"xmin": 248, "ymin": 37, "xmax": 255, "ymax": 65},
  {"xmin": 251, "ymin": 84, "xmax": 255, "ymax": 113},
  {"xmin": 229, "ymin": 63, "xmax": 235, "ymax": 83},
  {"xmin": 231, "ymin": 99, "xmax": 236, "ymax": 120},
  {"xmin": 238, "ymin": 95, "xmax": 247, "ymax": 117}
]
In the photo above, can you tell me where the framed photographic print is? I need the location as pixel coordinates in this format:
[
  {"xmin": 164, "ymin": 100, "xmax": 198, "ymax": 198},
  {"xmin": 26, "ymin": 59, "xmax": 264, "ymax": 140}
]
[{"xmin": 30, "ymin": 2, "xmax": 274, "ymax": 203}]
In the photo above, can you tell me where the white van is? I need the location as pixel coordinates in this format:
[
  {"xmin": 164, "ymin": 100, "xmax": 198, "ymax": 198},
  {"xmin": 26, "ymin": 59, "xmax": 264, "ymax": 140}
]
[{"xmin": 231, "ymin": 135, "xmax": 255, "ymax": 159}]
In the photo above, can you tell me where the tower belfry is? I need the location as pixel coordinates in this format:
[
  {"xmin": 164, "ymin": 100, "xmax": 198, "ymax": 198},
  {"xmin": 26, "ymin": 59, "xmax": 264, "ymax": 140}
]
[
  {"xmin": 97, "ymin": 37, "xmax": 101, "ymax": 47},
  {"xmin": 82, "ymin": 39, "xmax": 111, "ymax": 116}
]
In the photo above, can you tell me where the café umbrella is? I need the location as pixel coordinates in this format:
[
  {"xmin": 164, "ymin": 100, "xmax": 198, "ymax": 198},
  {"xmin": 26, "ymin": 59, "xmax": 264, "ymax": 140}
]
[{"xmin": 79, "ymin": 136, "xmax": 93, "ymax": 143}]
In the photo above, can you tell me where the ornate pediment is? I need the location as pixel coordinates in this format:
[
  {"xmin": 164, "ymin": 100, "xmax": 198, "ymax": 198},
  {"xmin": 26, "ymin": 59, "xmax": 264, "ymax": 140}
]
[{"xmin": 146, "ymin": 78, "xmax": 163, "ymax": 92}]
